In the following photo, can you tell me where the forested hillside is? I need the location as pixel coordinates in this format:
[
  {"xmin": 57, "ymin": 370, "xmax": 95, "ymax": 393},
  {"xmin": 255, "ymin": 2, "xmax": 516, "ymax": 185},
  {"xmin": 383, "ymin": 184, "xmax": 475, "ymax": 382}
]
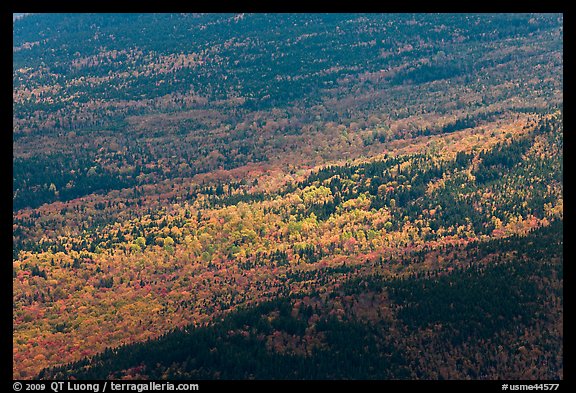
[
  {"xmin": 39, "ymin": 221, "xmax": 563, "ymax": 380},
  {"xmin": 13, "ymin": 13, "xmax": 563, "ymax": 380},
  {"xmin": 13, "ymin": 13, "xmax": 562, "ymax": 211}
]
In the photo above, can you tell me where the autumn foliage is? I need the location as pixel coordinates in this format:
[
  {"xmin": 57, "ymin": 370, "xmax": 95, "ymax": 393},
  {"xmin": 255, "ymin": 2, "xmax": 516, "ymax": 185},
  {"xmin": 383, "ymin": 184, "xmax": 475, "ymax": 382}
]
[{"xmin": 13, "ymin": 13, "xmax": 563, "ymax": 380}]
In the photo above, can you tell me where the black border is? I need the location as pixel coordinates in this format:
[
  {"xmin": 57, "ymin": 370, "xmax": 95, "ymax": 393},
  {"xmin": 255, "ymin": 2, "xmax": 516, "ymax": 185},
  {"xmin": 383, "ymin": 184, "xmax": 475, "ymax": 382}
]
[
  {"xmin": 6, "ymin": 4, "xmax": 16, "ymax": 385},
  {"xmin": 8, "ymin": 2, "xmax": 570, "ymax": 389},
  {"xmin": 9, "ymin": 1, "xmax": 568, "ymax": 14}
]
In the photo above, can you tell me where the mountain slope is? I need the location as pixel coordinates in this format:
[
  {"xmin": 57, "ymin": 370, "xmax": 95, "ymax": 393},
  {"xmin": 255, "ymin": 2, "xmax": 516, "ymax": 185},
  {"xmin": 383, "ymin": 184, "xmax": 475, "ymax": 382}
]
[
  {"xmin": 13, "ymin": 13, "xmax": 563, "ymax": 380},
  {"xmin": 39, "ymin": 221, "xmax": 563, "ymax": 380},
  {"xmin": 14, "ymin": 112, "xmax": 563, "ymax": 379},
  {"xmin": 13, "ymin": 13, "xmax": 562, "ymax": 210}
]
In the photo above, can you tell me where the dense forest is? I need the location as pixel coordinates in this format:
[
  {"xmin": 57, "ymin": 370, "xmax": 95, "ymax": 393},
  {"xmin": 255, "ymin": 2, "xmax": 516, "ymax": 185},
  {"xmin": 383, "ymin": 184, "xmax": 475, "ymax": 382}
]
[
  {"xmin": 13, "ymin": 13, "xmax": 563, "ymax": 380},
  {"xmin": 13, "ymin": 13, "xmax": 562, "ymax": 211},
  {"xmin": 39, "ymin": 221, "xmax": 563, "ymax": 380}
]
